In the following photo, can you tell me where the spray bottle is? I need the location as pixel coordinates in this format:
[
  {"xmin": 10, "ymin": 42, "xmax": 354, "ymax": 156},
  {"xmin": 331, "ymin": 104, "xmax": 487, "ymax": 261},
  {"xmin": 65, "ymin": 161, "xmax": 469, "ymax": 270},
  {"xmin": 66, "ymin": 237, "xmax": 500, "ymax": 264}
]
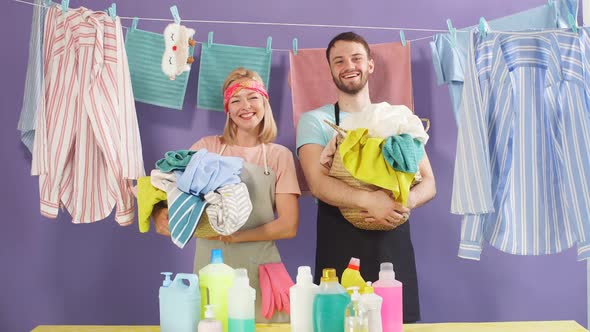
[
  {"xmin": 361, "ymin": 282, "xmax": 383, "ymax": 332},
  {"xmin": 345, "ymin": 286, "xmax": 369, "ymax": 332}
]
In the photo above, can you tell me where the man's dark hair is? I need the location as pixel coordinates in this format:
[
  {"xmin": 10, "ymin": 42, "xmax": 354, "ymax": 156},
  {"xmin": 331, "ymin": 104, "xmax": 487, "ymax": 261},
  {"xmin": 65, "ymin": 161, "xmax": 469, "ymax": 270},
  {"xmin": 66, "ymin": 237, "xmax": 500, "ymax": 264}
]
[{"xmin": 325, "ymin": 32, "xmax": 371, "ymax": 63}]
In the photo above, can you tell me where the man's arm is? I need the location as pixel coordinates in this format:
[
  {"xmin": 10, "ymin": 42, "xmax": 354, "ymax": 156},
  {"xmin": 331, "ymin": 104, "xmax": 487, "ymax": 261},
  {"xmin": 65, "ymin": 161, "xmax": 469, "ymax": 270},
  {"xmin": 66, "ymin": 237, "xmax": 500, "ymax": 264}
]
[
  {"xmin": 407, "ymin": 152, "xmax": 436, "ymax": 210},
  {"xmin": 299, "ymin": 143, "xmax": 409, "ymax": 226}
]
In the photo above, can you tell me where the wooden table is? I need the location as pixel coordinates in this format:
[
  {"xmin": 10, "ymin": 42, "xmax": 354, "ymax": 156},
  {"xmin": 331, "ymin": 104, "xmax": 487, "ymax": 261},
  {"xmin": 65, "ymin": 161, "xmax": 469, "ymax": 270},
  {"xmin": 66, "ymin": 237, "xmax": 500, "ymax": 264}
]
[{"xmin": 32, "ymin": 320, "xmax": 588, "ymax": 332}]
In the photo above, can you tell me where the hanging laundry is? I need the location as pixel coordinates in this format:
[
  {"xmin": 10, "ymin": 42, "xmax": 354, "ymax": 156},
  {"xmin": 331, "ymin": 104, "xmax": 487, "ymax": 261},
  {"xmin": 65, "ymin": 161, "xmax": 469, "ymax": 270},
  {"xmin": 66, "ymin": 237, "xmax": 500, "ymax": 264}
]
[
  {"xmin": 32, "ymin": 7, "xmax": 145, "ymax": 225},
  {"xmin": 18, "ymin": 0, "xmax": 52, "ymax": 153},
  {"xmin": 452, "ymin": 29, "xmax": 590, "ymax": 261},
  {"xmin": 289, "ymin": 42, "xmax": 414, "ymax": 128},
  {"xmin": 161, "ymin": 23, "xmax": 196, "ymax": 80},
  {"xmin": 197, "ymin": 41, "xmax": 272, "ymax": 111},
  {"xmin": 125, "ymin": 19, "xmax": 194, "ymax": 110},
  {"xmin": 430, "ymin": 0, "xmax": 577, "ymax": 125}
]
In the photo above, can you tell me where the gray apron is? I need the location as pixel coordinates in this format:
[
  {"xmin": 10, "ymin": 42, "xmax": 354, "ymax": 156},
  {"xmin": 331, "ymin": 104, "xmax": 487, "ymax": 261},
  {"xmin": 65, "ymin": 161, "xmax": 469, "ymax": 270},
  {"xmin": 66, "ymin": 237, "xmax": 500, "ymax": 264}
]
[{"xmin": 193, "ymin": 144, "xmax": 288, "ymax": 323}]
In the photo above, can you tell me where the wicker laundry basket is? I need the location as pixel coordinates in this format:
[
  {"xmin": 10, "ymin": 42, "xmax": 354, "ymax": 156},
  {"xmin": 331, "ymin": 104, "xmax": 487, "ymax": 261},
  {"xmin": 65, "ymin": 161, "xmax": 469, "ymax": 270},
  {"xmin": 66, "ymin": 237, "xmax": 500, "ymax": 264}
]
[
  {"xmin": 324, "ymin": 119, "xmax": 429, "ymax": 231},
  {"xmin": 193, "ymin": 213, "xmax": 221, "ymax": 238}
]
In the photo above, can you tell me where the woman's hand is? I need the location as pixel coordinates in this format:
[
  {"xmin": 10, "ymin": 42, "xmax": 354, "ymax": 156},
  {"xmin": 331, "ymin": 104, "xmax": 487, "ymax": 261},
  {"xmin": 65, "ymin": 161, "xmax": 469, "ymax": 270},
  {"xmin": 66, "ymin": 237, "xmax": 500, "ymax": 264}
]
[{"xmin": 207, "ymin": 234, "xmax": 237, "ymax": 244}]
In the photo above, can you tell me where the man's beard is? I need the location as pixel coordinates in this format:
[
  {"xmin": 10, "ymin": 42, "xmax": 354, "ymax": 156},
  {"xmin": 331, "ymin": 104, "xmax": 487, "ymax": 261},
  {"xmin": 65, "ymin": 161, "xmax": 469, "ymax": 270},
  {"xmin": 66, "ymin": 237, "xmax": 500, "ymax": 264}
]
[{"xmin": 332, "ymin": 72, "xmax": 368, "ymax": 95}]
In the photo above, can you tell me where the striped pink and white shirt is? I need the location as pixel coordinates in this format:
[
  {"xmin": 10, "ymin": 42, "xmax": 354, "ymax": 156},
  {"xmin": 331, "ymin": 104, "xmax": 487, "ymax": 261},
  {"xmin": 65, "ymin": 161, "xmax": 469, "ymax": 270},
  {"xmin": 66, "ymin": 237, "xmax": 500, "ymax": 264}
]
[{"xmin": 32, "ymin": 6, "xmax": 145, "ymax": 225}]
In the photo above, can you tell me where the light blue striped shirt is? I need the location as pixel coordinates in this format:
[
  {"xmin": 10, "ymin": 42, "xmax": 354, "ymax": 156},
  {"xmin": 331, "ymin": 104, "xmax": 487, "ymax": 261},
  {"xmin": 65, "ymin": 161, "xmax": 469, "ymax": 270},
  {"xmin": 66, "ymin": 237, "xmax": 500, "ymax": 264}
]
[
  {"xmin": 430, "ymin": 0, "xmax": 577, "ymax": 125},
  {"xmin": 18, "ymin": 0, "xmax": 50, "ymax": 153},
  {"xmin": 452, "ymin": 28, "xmax": 590, "ymax": 261}
]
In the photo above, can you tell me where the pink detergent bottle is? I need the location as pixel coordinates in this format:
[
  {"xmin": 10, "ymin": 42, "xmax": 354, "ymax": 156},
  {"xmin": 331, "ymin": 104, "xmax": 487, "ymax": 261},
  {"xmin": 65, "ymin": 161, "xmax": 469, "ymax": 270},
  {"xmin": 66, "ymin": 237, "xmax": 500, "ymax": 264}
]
[{"xmin": 372, "ymin": 263, "xmax": 402, "ymax": 332}]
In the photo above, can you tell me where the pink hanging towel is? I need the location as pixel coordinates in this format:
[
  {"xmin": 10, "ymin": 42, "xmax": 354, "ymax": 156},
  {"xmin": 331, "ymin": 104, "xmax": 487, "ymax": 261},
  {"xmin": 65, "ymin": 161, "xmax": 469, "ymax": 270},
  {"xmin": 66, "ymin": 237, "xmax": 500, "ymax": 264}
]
[{"xmin": 288, "ymin": 41, "xmax": 414, "ymax": 128}]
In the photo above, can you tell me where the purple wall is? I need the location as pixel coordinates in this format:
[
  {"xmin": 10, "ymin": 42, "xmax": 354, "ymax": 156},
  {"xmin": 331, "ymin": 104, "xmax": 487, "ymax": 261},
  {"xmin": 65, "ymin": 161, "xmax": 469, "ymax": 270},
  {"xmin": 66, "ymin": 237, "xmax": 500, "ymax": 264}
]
[{"xmin": 1, "ymin": 0, "xmax": 586, "ymax": 331}]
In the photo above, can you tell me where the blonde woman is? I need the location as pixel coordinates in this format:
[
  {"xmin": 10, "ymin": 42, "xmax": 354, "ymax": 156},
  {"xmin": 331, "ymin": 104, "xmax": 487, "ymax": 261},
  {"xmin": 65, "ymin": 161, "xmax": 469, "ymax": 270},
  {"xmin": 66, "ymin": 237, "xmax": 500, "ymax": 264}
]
[{"xmin": 153, "ymin": 67, "xmax": 300, "ymax": 323}]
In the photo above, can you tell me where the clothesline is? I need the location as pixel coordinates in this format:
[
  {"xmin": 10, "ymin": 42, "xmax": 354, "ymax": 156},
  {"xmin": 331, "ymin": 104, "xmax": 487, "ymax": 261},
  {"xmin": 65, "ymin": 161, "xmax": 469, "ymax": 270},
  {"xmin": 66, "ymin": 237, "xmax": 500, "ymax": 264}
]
[
  {"xmin": 12, "ymin": 0, "xmax": 456, "ymax": 50},
  {"xmin": 17, "ymin": 0, "xmax": 579, "ymax": 50}
]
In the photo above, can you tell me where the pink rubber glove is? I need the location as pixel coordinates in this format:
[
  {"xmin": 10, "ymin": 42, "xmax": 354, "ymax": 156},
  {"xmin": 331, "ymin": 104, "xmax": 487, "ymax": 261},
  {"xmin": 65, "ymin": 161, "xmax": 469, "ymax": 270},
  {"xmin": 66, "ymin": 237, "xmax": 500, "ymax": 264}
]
[
  {"xmin": 264, "ymin": 263, "xmax": 295, "ymax": 314},
  {"xmin": 258, "ymin": 264, "xmax": 275, "ymax": 320}
]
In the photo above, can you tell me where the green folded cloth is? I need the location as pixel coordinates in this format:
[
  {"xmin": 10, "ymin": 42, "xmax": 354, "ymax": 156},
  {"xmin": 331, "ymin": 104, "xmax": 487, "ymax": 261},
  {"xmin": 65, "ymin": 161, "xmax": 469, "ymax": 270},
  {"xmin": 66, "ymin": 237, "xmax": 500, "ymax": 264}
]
[
  {"xmin": 382, "ymin": 134, "xmax": 424, "ymax": 173},
  {"xmin": 155, "ymin": 150, "xmax": 197, "ymax": 172}
]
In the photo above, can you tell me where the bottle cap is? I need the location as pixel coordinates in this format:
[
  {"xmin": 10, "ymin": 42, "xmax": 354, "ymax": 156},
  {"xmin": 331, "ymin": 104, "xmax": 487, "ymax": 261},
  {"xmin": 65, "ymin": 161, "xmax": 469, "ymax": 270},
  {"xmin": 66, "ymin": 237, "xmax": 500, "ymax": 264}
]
[
  {"xmin": 296, "ymin": 266, "xmax": 313, "ymax": 283},
  {"xmin": 232, "ymin": 268, "xmax": 249, "ymax": 287},
  {"xmin": 347, "ymin": 257, "xmax": 360, "ymax": 271},
  {"xmin": 379, "ymin": 262, "xmax": 396, "ymax": 281},
  {"xmin": 320, "ymin": 268, "xmax": 338, "ymax": 283},
  {"xmin": 210, "ymin": 249, "xmax": 223, "ymax": 264}
]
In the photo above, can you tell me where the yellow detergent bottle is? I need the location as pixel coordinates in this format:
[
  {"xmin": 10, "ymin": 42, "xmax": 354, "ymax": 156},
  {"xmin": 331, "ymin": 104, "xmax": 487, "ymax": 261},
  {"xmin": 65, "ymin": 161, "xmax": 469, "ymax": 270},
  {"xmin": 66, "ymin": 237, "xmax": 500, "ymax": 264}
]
[
  {"xmin": 341, "ymin": 257, "xmax": 366, "ymax": 294},
  {"xmin": 199, "ymin": 249, "xmax": 234, "ymax": 332}
]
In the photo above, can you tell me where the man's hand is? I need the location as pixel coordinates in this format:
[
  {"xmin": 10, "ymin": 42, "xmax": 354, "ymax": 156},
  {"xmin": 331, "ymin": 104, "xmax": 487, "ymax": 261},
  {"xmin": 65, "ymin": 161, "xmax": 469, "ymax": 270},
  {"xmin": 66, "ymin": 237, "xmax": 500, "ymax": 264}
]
[
  {"xmin": 153, "ymin": 206, "xmax": 171, "ymax": 237},
  {"xmin": 360, "ymin": 190, "xmax": 410, "ymax": 227}
]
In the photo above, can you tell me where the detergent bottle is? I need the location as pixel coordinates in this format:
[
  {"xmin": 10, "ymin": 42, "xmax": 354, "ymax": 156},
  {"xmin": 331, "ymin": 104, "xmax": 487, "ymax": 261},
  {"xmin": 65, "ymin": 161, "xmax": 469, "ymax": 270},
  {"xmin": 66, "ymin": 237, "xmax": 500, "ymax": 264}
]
[
  {"xmin": 227, "ymin": 268, "xmax": 256, "ymax": 332},
  {"xmin": 361, "ymin": 282, "xmax": 383, "ymax": 332},
  {"xmin": 345, "ymin": 286, "xmax": 369, "ymax": 332},
  {"xmin": 341, "ymin": 257, "xmax": 366, "ymax": 293},
  {"xmin": 372, "ymin": 263, "xmax": 402, "ymax": 332},
  {"xmin": 159, "ymin": 272, "xmax": 201, "ymax": 332},
  {"xmin": 313, "ymin": 268, "xmax": 351, "ymax": 332},
  {"xmin": 199, "ymin": 249, "xmax": 235, "ymax": 332},
  {"xmin": 290, "ymin": 266, "xmax": 319, "ymax": 332}
]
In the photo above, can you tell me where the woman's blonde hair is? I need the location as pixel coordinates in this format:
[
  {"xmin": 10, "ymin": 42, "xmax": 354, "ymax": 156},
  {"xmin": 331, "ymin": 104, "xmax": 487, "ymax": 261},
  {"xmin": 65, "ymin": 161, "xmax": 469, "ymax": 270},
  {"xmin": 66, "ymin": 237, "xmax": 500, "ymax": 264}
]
[{"xmin": 221, "ymin": 67, "xmax": 277, "ymax": 145}]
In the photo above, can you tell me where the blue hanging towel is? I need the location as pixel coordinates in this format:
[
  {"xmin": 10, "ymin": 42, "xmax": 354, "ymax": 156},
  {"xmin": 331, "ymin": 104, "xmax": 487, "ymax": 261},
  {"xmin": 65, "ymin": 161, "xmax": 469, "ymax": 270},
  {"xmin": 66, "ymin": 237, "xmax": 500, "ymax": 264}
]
[
  {"xmin": 125, "ymin": 23, "xmax": 194, "ymax": 110},
  {"xmin": 197, "ymin": 42, "xmax": 272, "ymax": 112}
]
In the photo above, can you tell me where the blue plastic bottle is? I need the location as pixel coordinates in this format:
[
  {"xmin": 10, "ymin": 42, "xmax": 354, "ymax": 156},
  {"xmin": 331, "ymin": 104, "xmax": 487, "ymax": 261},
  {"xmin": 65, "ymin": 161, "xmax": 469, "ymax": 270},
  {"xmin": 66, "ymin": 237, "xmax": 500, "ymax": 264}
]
[
  {"xmin": 159, "ymin": 272, "xmax": 201, "ymax": 332},
  {"xmin": 313, "ymin": 268, "xmax": 351, "ymax": 332}
]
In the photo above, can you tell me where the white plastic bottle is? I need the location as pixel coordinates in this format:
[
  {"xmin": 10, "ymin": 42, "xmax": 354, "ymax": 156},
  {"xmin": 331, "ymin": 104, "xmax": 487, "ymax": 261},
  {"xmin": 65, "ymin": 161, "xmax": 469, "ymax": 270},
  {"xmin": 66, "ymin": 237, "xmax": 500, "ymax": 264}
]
[
  {"xmin": 290, "ymin": 266, "xmax": 320, "ymax": 332},
  {"xmin": 199, "ymin": 304, "xmax": 223, "ymax": 332},
  {"xmin": 361, "ymin": 282, "xmax": 383, "ymax": 332},
  {"xmin": 227, "ymin": 268, "xmax": 255, "ymax": 332}
]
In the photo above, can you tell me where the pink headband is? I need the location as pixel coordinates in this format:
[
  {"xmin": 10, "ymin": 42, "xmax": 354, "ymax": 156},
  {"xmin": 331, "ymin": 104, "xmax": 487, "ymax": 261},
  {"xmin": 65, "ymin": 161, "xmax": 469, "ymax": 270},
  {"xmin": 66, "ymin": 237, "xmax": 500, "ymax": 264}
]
[{"xmin": 223, "ymin": 80, "xmax": 269, "ymax": 113}]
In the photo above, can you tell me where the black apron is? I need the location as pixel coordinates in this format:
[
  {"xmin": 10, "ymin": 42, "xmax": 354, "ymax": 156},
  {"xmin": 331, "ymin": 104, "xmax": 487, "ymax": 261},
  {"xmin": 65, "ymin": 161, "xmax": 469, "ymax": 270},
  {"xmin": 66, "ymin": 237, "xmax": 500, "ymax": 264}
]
[{"xmin": 314, "ymin": 102, "xmax": 421, "ymax": 323}]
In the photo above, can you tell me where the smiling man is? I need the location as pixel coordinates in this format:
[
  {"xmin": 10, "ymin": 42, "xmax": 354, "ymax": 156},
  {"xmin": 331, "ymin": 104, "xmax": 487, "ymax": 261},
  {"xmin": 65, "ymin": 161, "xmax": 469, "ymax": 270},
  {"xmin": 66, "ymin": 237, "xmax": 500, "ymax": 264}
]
[{"xmin": 296, "ymin": 32, "xmax": 436, "ymax": 323}]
